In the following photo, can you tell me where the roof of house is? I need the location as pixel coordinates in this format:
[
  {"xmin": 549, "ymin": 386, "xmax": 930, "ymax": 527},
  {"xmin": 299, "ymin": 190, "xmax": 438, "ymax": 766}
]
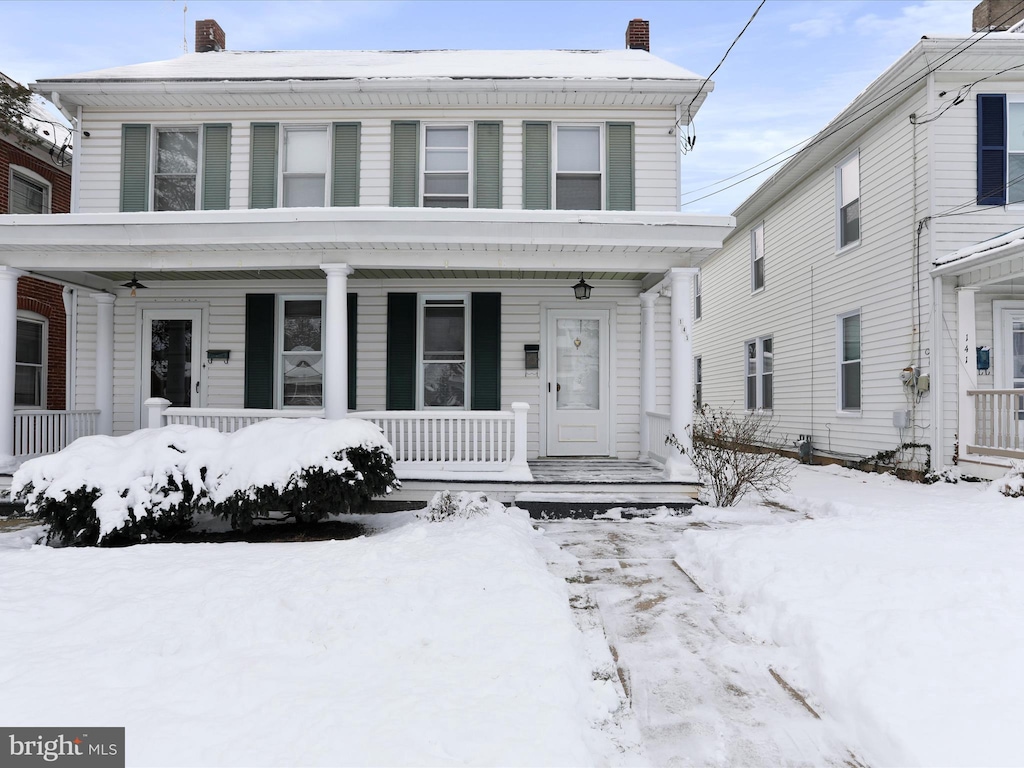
[{"xmin": 1, "ymin": 71, "xmax": 72, "ymax": 156}]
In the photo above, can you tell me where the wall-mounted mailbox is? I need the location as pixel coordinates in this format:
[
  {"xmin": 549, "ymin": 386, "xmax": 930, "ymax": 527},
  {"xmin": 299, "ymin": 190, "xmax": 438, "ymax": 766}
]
[
  {"xmin": 207, "ymin": 349, "xmax": 231, "ymax": 364},
  {"xmin": 524, "ymin": 344, "xmax": 539, "ymax": 370},
  {"xmin": 977, "ymin": 346, "xmax": 991, "ymax": 372}
]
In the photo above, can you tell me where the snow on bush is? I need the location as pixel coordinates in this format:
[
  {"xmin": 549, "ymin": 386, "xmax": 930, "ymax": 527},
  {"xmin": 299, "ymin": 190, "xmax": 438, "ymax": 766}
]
[
  {"xmin": 13, "ymin": 419, "xmax": 397, "ymax": 546},
  {"xmin": 418, "ymin": 490, "xmax": 505, "ymax": 522},
  {"xmin": 994, "ymin": 459, "xmax": 1024, "ymax": 497}
]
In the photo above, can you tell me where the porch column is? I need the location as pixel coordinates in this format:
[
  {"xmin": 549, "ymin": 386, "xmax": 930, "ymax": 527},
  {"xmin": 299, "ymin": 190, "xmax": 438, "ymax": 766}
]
[
  {"xmin": 639, "ymin": 292, "xmax": 658, "ymax": 457},
  {"xmin": 957, "ymin": 286, "xmax": 979, "ymax": 456},
  {"xmin": 0, "ymin": 268, "xmax": 18, "ymax": 463},
  {"xmin": 321, "ymin": 263, "xmax": 353, "ymax": 420},
  {"xmin": 92, "ymin": 293, "xmax": 115, "ymax": 436},
  {"xmin": 667, "ymin": 268, "xmax": 699, "ymax": 481}
]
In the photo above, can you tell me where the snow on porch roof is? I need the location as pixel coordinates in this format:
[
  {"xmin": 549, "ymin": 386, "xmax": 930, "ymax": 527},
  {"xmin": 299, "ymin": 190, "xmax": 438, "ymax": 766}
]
[
  {"xmin": 36, "ymin": 48, "xmax": 702, "ymax": 84},
  {"xmin": 932, "ymin": 225, "xmax": 1024, "ymax": 275}
]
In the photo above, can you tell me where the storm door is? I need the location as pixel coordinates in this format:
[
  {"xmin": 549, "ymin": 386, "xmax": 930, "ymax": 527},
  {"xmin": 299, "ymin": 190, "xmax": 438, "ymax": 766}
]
[{"xmin": 141, "ymin": 309, "xmax": 202, "ymax": 415}]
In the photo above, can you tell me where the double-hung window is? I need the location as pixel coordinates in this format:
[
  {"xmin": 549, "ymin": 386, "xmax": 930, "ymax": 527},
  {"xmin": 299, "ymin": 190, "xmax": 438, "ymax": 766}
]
[
  {"xmin": 694, "ymin": 272, "xmax": 702, "ymax": 320},
  {"xmin": 1009, "ymin": 100, "xmax": 1024, "ymax": 204},
  {"xmin": 423, "ymin": 126, "xmax": 469, "ymax": 208},
  {"xmin": 837, "ymin": 151, "xmax": 860, "ymax": 248},
  {"xmin": 283, "ymin": 126, "xmax": 329, "ymax": 207},
  {"xmin": 751, "ymin": 222, "xmax": 765, "ymax": 291},
  {"xmin": 745, "ymin": 336, "xmax": 773, "ymax": 410},
  {"xmin": 421, "ymin": 296, "xmax": 467, "ymax": 408},
  {"xmin": 838, "ymin": 311, "xmax": 861, "ymax": 412},
  {"xmin": 154, "ymin": 128, "xmax": 199, "ymax": 211},
  {"xmin": 279, "ymin": 297, "xmax": 324, "ymax": 407},
  {"xmin": 694, "ymin": 356, "xmax": 703, "ymax": 408},
  {"xmin": 15, "ymin": 313, "xmax": 46, "ymax": 407},
  {"xmin": 9, "ymin": 168, "xmax": 50, "ymax": 214},
  {"xmin": 555, "ymin": 125, "xmax": 601, "ymax": 210}
]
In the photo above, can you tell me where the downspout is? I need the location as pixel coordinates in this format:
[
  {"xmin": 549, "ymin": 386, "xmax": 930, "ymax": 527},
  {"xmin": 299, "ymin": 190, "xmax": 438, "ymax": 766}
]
[{"xmin": 62, "ymin": 287, "xmax": 76, "ymax": 410}]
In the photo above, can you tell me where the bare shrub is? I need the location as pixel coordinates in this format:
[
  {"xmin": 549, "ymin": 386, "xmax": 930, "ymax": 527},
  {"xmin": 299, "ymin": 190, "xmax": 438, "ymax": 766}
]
[{"xmin": 666, "ymin": 405, "xmax": 793, "ymax": 507}]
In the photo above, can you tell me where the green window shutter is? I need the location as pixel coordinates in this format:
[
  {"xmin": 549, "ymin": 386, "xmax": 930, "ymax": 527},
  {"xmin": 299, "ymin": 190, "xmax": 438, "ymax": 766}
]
[
  {"xmin": 471, "ymin": 293, "xmax": 502, "ymax": 410},
  {"xmin": 386, "ymin": 293, "xmax": 417, "ymax": 410},
  {"xmin": 249, "ymin": 123, "xmax": 279, "ymax": 209},
  {"xmin": 522, "ymin": 121, "xmax": 551, "ymax": 210},
  {"xmin": 474, "ymin": 121, "xmax": 502, "ymax": 209},
  {"xmin": 244, "ymin": 294, "xmax": 276, "ymax": 408},
  {"xmin": 348, "ymin": 293, "xmax": 358, "ymax": 411},
  {"xmin": 202, "ymin": 123, "xmax": 231, "ymax": 210},
  {"xmin": 390, "ymin": 121, "xmax": 420, "ymax": 207},
  {"xmin": 606, "ymin": 122, "xmax": 635, "ymax": 211},
  {"xmin": 332, "ymin": 123, "xmax": 360, "ymax": 207},
  {"xmin": 120, "ymin": 124, "xmax": 150, "ymax": 212}
]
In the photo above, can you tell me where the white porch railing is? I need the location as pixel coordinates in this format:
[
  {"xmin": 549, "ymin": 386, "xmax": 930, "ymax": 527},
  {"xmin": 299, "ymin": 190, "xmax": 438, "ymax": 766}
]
[
  {"xmin": 646, "ymin": 410, "xmax": 670, "ymax": 463},
  {"xmin": 969, "ymin": 390, "xmax": 1024, "ymax": 458},
  {"xmin": 151, "ymin": 404, "xmax": 326, "ymax": 432},
  {"xmin": 13, "ymin": 409, "xmax": 100, "ymax": 457}
]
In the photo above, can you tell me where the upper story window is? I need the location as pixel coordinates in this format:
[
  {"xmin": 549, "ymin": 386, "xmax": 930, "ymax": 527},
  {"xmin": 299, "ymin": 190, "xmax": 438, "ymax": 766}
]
[
  {"xmin": 9, "ymin": 167, "xmax": 51, "ymax": 214},
  {"xmin": 751, "ymin": 222, "xmax": 765, "ymax": 292},
  {"xmin": 1008, "ymin": 100, "xmax": 1024, "ymax": 204},
  {"xmin": 694, "ymin": 272, "xmax": 702, "ymax": 321},
  {"xmin": 16, "ymin": 313, "xmax": 46, "ymax": 408},
  {"xmin": 423, "ymin": 126, "xmax": 469, "ymax": 208},
  {"xmin": 154, "ymin": 128, "xmax": 199, "ymax": 211},
  {"xmin": 283, "ymin": 126, "xmax": 329, "ymax": 207},
  {"xmin": 836, "ymin": 151, "xmax": 860, "ymax": 249},
  {"xmin": 555, "ymin": 125, "xmax": 601, "ymax": 210}
]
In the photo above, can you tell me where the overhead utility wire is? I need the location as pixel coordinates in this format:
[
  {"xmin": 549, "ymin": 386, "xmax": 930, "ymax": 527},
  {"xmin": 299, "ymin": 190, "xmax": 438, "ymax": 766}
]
[
  {"xmin": 679, "ymin": 0, "xmax": 1024, "ymax": 207},
  {"xmin": 679, "ymin": 0, "xmax": 766, "ymax": 155}
]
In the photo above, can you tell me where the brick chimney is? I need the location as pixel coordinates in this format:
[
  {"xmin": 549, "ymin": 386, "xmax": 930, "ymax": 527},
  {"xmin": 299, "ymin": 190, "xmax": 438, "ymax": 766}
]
[
  {"xmin": 626, "ymin": 19, "xmax": 650, "ymax": 52},
  {"xmin": 972, "ymin": 0, "xmax": 1024, "ymax": 31},
  {"xmin": 195, "ymin": 19, "xmax": 226, "ymax": 53}
]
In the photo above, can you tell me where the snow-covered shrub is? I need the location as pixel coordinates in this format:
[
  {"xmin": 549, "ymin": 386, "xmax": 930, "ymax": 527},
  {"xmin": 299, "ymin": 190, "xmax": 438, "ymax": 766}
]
[
  {"xmin": 995, "ymin": 460, "xmax": 1024, "ymax": 498},
  {"xmin": 419, "ymin": 491, "xmax": 503, "ymax": 522},
  {"xmin": 666, "ymin": 405, "xmax": 793, "ymax": 507}
]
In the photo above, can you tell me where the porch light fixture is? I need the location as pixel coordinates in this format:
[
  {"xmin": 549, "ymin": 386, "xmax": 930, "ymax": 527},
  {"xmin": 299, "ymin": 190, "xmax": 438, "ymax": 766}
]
[
  {"xmin": 573, "ymin": 276, "xmax": 593, "ymax": 301},
  {"xmin": 121, "ymin": 273, "xmax": 147, "ymax": 297}
]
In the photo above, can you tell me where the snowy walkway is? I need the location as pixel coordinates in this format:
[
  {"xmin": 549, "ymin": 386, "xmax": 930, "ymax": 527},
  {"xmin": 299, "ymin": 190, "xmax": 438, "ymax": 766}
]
[{"xmin": 539, "ymin": 517, "xmax": 867, "ymax": 767}]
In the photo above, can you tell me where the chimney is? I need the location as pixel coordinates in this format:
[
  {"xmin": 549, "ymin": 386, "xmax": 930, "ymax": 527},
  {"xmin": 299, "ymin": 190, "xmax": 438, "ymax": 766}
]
[
  {"xmin": 972, "ymin": 0, "xmax": 1024, "ymax": 31},
  {"xmin": 626, "ymin": 19, "xmax": 650, "ymax": 52},
  {"xmin": 195, "ymin": 19, "xmax": 226, "ymax": 53}
]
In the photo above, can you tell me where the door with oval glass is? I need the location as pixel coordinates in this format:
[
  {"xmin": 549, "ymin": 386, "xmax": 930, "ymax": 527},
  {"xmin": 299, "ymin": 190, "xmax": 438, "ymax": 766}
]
[
  {"xmin": 546, "ymin": 308, "xmax": 610, "ymax": 456},
  {"xmin": 141, "ymin": 309, "xmax": 202, "ymax": 421}
]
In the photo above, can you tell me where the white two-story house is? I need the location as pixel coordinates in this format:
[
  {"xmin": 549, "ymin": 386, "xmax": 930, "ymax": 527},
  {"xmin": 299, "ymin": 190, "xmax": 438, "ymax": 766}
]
[
  {"xmin": 692, "ymin": 1, "xmax": 1024, "ymax": 478},
  {"xmin": 0, "ymin": 19, "xmax": 733, "ymax": 499}
]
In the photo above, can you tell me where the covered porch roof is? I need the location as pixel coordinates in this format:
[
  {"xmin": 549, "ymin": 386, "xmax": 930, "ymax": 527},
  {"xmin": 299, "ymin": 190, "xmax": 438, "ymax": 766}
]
[{"xmin": 932, "ymin": 225, "xmax": 1024, "ymax": 285}]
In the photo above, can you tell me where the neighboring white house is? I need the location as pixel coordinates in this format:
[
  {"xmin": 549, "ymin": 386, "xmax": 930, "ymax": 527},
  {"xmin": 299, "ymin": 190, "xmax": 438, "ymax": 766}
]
[
  {"xmin": 0, "ymin": 19, "xmax": 733, "ymax": 487},
  {"xmin": 692, "ymin": 2, "xmax": 1024, "ymax": 478}
]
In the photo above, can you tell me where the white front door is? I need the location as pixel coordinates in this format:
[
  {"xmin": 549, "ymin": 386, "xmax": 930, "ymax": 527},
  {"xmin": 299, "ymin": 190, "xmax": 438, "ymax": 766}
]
[
  {"xmin": 546, "ymin": 308, "xmax": 611, "ymax": 456},
  {"xmin": 141, "ymin": 309, "xmax": 202, "ymax": 415}
]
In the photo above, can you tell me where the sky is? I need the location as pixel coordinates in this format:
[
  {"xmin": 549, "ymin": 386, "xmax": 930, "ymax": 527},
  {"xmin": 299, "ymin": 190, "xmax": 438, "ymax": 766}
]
[{"xmin": 0, "ymin": 0, "xmax": 979, "ymax": 214}]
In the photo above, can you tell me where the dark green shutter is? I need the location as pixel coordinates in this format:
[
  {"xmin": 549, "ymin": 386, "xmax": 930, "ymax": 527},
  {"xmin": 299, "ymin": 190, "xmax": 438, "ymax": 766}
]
[
  {"xmin": 332, "ymin": 123, "xmax": 360, "ymax": 207},
  {"xmin": 390, "ymin": 121, "xmax": 420, "ymax": 207},
  {"xmin": 386, "ymin": 293, "xmax": 417, "ymax": 409},
  {"xmin": 522, "ymin": 121, "xmax": 551, "ymax": 210},
  {"xmin": 348, "ymin": 293, "xmax": 358, "ymax": 411},
  {"xmin": 471, "ymin": 293, "xmax": 501, "ymax": 410},
  {"xmin": 249, "ymin": 123, "xmax": 279, "ymax": 209},
  {"xmin": 202, "ymin": 124, "xmax": 231, "ymax": 210},
  {"xmin": 606, "ymin": 122, "xmax": 635, "ymax": 211},
  {"xmin": 978, "ymin": 94, "xmax": 1007, "ymax": 206},
  {"xmin": 120, "ymin": 124, "xmax": 150, "ymax": 212},
  {"xmin": 244, "ymin": 294, "xmax": 276, "ymax": 408},
  {"xmin": 474, "ymin": 121, "xmax": 502, "ymax": 208}
]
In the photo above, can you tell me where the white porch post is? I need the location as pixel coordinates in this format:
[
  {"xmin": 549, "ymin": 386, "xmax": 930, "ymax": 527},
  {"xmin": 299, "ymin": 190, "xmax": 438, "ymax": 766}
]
[
  {"xmin": 0, "ymin": 268, "xmax": 18, "ymax": 463},
  {"xmin": 92, "ymin": 293, "xmax": 115, "ymax": 435},
  {"xmin": 511, "ymin": 402, "xmax": 530, "ymax": 469},
  {"xmin": 321, "ymin": 263, "xmax": 353, "ymax": 420},
  {"xmin": 667, "ymin": 268, "xmax": 699, "ymax": 481},
  {"xmin": 956, "ymin": 287, "xmax": 979, "ymax": 457},
  {"xmin": 639, "ymin": 292, "xmax": 658, "ymax": 457}
]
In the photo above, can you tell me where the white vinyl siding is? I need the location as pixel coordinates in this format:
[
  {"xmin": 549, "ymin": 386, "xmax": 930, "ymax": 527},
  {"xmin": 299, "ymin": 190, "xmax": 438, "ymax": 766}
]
[{"xmin": 81, "ymin": 106, "xmax": 679, "ymax": 212}]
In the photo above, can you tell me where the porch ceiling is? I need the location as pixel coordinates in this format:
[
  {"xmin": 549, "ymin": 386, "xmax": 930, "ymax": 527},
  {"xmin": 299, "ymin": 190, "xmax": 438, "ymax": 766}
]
[{"xmin": 88, "ymin": 268, "xmax": 649, "ymax": 282}]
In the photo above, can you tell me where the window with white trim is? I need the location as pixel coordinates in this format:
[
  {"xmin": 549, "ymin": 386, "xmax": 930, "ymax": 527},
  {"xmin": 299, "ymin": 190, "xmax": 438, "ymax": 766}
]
[
  {"xmin": 694, "ymin": 356, "xmax": 702, "ymax": 408},
  {"xmin": 154, "ymin": 128, "xmax": 199, "ymax": 211},
  {"xmin": 9, "ymin": 167, "xmax": 50, "ymax": 214},
  {"xmin": 283, "ymin": 126, "xmax": 329, "ymax": 207},
  {"xmin": 420, "ymin": 295, "xmax": 467, "ymax": 408},
  {"xmin": 751, "ymin": 222, "xmax": 765, "ymax": 291},
  {"xmin": 278, "ymin": 296, "xmax": 324, "ymax": 407},
  {"xmin": 694, "ymin": 272, "xmax": 702, "ymax": 320},
  {"xmin": 836, "ymin": 152, "xmax": 860, "ymax": 248},
  {"xmin": 16, "ymin": 312, "xmax": 46, "ymax": 408},
  {"xmin": 838, "ymin": 311, "xmax": 861, "ymax": 411},
  {"xmin": 745, "ymin": 336, "xmax": 773, "ymax": 410},
  {"xmin": 1009, "ymin": 99, "xmax": 1024, "ymax": 204},
  {"xmin": 555, "ymin": 125, "xmax": 601, "ymax": 210},
  {"xmin": 423, "ymin": 125, "xmax": 469, "ymax": 208}
]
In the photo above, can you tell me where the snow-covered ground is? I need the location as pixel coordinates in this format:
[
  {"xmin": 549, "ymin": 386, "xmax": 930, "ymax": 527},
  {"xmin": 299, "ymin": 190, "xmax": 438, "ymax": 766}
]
[{"xmin": 0, "ymin": 509, "xmax": 627, "ymax": 767}]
